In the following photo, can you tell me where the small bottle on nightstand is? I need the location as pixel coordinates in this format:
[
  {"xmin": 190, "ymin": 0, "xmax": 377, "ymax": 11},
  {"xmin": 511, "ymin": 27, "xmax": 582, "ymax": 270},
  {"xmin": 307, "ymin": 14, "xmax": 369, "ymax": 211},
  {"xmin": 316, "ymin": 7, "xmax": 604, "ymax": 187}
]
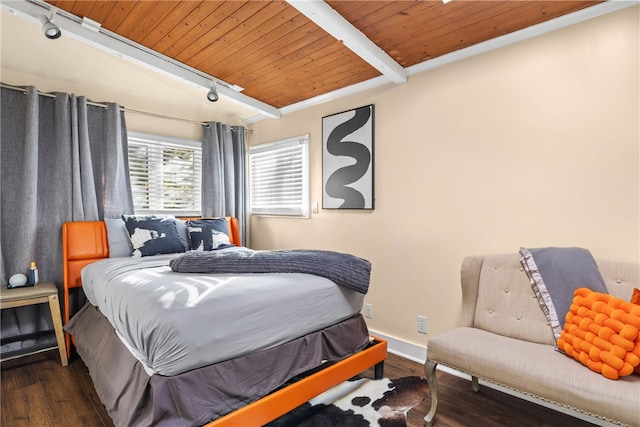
[{"xmin": 28, "ymin": 261, "xmax": 39, "ymax": 285}]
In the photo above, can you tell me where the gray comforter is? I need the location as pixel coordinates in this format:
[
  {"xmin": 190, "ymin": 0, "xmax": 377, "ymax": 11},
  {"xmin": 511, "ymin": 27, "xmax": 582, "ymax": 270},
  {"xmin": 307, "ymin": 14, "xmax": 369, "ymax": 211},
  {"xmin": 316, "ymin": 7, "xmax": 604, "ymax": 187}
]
[
  {"xmin": 80, "ymin": 248, "xmax": 366, "ymax": 376},
  {"xmin": 170, "ymin": 249, "xmax": 372, "ymax": 294}
]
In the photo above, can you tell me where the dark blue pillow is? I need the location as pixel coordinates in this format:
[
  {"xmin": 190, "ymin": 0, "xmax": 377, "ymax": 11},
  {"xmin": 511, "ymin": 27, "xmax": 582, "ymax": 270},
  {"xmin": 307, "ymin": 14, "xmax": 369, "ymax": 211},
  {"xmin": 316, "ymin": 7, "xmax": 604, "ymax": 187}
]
[
  {"xmin": 187, "ymin": 218, "xmax": 232, "ymax": 251},
  {"xmin": 122, "ymin": 215, "xmax": 186, "ymax": 257}
]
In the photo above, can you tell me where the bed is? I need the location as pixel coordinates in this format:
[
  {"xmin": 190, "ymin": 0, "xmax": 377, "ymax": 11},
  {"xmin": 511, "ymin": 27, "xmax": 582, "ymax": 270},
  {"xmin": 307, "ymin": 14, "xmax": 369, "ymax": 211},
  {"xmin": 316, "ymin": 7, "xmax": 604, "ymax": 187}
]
[{"xmin": 62, "ymin": 216, "xmax": 387, "ymax": 427}]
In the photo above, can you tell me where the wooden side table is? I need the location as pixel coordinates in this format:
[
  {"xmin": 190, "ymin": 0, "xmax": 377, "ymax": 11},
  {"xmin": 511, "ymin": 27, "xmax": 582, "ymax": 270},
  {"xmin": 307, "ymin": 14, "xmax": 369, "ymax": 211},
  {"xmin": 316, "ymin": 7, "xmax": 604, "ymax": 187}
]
[{"xmin": 0, "ymin": 281, "xmax": 68, "ymax": 366}]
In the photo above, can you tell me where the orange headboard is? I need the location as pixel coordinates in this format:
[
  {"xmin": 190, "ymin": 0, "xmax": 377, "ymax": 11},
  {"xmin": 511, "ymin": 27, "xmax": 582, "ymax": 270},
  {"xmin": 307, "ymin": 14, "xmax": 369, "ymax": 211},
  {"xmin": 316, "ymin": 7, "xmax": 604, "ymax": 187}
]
[{"xmin": 62, "ymin": 220, "xmax": 109, "ymax": 357}]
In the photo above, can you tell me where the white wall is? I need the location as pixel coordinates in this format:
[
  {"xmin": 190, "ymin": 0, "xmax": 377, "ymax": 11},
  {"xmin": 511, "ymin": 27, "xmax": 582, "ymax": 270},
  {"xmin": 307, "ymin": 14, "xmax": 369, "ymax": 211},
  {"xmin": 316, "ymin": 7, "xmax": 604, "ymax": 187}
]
[{"xmin": 248, "ymin": 7, "xmax": 640, "ymax": 350}]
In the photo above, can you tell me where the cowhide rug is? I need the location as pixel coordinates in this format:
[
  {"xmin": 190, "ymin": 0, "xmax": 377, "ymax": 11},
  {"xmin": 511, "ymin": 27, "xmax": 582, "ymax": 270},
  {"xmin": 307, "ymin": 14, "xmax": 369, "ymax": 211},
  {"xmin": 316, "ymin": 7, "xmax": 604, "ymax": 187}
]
[{"xmin": 266, "ymin": 376, "xmax": 429, "ymax": 427}]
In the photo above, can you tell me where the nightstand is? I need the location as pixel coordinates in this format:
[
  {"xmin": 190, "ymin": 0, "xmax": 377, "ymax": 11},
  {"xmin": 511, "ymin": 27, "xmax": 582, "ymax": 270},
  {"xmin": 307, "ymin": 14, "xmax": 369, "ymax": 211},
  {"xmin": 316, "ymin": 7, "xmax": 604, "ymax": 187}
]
[{"xmin": 0, "ymin": 281, "xmax": 68, "ymax": 366}]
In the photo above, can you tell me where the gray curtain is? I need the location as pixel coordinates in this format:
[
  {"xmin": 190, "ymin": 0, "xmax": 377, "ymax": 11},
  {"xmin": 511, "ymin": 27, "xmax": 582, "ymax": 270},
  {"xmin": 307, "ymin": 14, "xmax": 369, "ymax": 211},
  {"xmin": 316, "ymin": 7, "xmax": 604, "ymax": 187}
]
[
  {"xmin": 0, "ymin": 86, "xmax": 133, "ymax": 357},
  {"xmin": 201, "ymin": 122, "xmax": 247, "ymax": 246}
]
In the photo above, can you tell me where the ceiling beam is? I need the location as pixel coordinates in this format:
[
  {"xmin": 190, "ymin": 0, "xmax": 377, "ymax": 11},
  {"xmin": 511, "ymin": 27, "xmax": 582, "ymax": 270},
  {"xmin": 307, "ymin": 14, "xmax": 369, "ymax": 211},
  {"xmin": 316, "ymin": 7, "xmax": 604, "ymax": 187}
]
[
  {"xmin": 287, "ymin": 0, "xmax": 407, "ymax": 85},
  {"xmin": 276, "ymin": 0, "xmax": 635, "ymax": 121},
  {"xmin": 1, "ymin": 0, "xmax": 282, "ymax": 119}
]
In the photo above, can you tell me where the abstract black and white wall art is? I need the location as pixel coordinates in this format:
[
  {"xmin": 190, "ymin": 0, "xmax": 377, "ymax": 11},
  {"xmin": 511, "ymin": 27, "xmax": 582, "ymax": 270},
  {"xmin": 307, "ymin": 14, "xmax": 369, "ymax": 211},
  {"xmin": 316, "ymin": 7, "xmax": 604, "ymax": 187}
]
[{"xmin": 322, "ymin": 105, "xmax": 374, "ymax": 209}]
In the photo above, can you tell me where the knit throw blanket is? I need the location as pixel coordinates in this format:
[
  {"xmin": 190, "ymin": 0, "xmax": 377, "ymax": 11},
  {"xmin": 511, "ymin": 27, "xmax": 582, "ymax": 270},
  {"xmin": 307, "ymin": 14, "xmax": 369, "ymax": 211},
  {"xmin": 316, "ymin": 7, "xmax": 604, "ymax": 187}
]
[{"xmin": 170, "ymin": 249, "xmax": 371, "ymax": 294}]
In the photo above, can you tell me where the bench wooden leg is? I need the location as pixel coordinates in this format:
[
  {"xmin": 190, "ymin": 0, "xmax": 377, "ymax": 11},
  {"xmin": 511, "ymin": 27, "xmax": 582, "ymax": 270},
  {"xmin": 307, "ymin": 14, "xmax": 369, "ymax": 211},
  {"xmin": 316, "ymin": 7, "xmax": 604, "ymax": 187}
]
[
  {"xmin": 424, "ymin": 360, "xmax": 438, "ymax": 427},
  {"xmin": 48, "ymin": 294, "xmax": 68, "ymax": 366}
]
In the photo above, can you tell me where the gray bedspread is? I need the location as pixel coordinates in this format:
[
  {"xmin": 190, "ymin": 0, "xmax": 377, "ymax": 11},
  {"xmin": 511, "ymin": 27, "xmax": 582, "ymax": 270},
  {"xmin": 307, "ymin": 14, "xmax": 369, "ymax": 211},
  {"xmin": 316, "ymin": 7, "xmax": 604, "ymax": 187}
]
[
  {"xmin": 81, "ymin": 249, "xmax": 366, "ymax": 376},
  {"xmin": 170, "ymin": 249, "xmax": 372, "ymax": 294},
  {"xmin": 66, "ymin": 303, "xmax": 371, "ymax": 427}
]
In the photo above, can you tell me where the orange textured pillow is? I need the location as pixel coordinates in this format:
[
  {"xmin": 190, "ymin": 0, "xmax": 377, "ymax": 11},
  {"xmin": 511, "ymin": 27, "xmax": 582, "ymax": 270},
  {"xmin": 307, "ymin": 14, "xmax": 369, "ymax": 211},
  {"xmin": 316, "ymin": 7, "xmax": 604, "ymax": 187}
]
[
  {"xmin": 631, "ymin": 288, "xmax": 640, "ymax": 375},
  {"xmin": 557, "ymin": 287, "xmax": 640, "ymax": 380}
]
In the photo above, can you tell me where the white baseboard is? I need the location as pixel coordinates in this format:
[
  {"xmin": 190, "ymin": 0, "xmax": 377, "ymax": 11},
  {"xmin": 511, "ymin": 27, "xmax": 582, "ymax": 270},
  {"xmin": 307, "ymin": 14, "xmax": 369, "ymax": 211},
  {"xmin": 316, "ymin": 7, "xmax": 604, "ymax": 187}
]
[
  {"xmin": 370, "ymin": 329, "xmax": 617, "ymax": 427},
  {"xmin": 369, "ymin": 329, "xmax": 426, "ymax": 364}
]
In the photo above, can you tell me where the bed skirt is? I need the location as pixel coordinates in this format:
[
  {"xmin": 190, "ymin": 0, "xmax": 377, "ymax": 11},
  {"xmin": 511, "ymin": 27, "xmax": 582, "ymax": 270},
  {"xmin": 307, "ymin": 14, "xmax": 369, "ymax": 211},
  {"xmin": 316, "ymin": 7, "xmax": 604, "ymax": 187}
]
[{"xmin": 65, "ymin": 303, "xmax": 371, "ymax": 427}]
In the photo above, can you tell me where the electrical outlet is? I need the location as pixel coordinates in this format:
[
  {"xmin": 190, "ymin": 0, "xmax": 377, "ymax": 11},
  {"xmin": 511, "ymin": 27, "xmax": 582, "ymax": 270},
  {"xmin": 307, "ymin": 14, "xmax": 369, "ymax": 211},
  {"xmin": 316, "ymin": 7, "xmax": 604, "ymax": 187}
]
[
  {"xmin": 365, "ymin": 304, "xmax": 373, "ymax": 319},
  {"xmin": 417, "ymin": 315, "xmax": 428, "ymax": 334}
]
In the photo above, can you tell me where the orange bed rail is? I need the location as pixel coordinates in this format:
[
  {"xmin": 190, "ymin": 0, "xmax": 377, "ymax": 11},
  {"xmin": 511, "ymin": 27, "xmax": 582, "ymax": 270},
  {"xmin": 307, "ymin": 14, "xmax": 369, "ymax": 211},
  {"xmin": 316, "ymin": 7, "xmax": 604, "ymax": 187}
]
[{"xmin": 206, "ymin": 338, "xmax": 387, "ymax": 427}]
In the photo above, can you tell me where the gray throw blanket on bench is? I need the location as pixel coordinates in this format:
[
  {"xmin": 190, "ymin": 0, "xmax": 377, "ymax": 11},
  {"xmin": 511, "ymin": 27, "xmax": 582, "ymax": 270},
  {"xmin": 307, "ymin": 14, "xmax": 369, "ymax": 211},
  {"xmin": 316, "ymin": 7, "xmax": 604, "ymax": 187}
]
[
  {"xmin": 170, "ymin": 249, "xmax": 371, "ymax": 294},
  {"xmin": 519, "ymin": 246, "xmax": 608, "ymax": 342}
]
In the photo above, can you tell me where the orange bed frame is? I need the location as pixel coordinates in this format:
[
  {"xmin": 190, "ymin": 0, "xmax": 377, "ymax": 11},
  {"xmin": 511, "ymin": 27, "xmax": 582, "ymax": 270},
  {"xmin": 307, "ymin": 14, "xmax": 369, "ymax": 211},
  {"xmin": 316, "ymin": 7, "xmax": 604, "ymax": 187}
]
[{"xmin": 62, "ymin": 217, "xmax": 387, "ymax": 426}]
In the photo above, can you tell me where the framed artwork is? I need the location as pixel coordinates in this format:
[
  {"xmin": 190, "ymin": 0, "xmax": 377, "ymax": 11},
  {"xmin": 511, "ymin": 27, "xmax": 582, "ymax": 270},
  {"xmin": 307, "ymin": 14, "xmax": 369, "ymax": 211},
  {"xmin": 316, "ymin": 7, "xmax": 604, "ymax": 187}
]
[{"xmin": 322, "ymin": 104, "xmax": 374, "ymax": 210}]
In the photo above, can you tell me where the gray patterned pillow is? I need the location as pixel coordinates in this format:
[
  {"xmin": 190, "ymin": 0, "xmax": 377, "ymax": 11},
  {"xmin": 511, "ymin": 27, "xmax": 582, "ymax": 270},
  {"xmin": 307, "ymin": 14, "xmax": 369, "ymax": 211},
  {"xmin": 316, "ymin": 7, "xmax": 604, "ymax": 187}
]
[
  {"xmin": 122, "ymin": 215, "xmax": 186, "ymax": 257},
  {"xmin": 187, "ymin": 218, "xmax": 231, "ymax": 251}
]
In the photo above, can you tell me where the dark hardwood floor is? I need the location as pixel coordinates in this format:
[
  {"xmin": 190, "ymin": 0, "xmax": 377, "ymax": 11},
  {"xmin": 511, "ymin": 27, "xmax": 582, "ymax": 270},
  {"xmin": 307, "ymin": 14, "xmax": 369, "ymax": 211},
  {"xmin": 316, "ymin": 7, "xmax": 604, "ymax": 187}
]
[{"xmin": 1, "ymin": 349, "xmax": 598, "ymax": 427}]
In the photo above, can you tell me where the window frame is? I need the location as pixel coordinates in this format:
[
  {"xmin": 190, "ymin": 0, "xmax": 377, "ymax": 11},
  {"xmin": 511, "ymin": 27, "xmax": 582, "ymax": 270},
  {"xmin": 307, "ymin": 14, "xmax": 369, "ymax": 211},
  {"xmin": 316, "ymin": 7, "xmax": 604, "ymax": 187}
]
[
  {"xmin": 127, "ymin": 131, "xmax": 202, "ymax": 217},
  {"xmin": 248, "ymin": 135, "xmax": 310, "ymax": 218}
]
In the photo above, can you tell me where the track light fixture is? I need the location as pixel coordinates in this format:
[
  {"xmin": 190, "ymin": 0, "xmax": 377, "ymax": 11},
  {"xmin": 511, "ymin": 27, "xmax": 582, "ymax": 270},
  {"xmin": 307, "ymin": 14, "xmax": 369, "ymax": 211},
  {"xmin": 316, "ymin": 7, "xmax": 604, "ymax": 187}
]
[
  {"xmin": 206, "ymin": 83, "xmax": 219, "ymax": 102},
  {"xmin": 38, "ymin": 7, "xmax": 61, "ymax": 39}
]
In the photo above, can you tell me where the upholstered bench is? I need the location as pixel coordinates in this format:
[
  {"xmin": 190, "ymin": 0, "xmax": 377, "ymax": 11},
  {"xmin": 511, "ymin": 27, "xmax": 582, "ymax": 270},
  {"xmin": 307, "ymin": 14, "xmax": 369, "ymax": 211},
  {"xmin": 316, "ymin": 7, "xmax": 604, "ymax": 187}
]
[{"xmin": 424, "ymin": 253, "xmax": 639, "ymax": 427}]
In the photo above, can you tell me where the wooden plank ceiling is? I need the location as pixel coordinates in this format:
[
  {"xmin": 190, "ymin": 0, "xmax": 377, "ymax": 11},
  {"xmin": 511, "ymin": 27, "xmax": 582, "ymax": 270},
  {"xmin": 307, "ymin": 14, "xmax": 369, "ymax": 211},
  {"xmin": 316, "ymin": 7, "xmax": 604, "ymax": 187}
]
[{"xmin": 46, "ymin": 1, "xmax": 602, "ymax": 109}]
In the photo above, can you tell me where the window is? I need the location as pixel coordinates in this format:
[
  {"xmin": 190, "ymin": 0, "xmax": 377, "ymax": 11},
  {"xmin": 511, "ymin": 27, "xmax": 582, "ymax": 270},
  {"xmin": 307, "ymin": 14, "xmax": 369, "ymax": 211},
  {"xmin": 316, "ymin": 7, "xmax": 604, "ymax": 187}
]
[
  {"xmin": 249, "ymin": 135, "xmax": 309, "ymax": 217},
  {"xmin": 127, "ymin": 132, "xmax": 202, "ymax": 216}
]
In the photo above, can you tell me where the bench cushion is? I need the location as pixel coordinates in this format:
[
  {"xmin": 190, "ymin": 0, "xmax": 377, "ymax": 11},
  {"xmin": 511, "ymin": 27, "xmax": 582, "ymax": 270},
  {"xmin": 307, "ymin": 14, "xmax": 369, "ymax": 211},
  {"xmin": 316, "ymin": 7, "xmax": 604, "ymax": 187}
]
[{"xmin": 427, "ymin": 327, "xmax": 640, "ymax": 426}]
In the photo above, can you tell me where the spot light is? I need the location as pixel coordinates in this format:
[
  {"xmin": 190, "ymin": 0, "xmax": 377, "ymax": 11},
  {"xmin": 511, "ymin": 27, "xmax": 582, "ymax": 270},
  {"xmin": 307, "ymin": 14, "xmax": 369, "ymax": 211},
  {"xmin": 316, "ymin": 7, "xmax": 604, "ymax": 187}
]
[
  {"xmin": 38, "ymin": 7, "xmax": 61, "ymax": 39},
  {"xmin": 207, "ymin": 83, "xmax": 219, "ymax": 102}
]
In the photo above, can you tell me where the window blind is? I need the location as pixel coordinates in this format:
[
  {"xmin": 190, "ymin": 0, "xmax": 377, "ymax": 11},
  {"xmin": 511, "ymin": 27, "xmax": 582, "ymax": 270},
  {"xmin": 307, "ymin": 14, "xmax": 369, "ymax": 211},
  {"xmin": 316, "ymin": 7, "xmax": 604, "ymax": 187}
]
[
  {"xmin": 128, "ymin": 132, "xmax": 202, "ymax": 216},
  {"xmin": 249, "ymin": 135, "xmax": 309, "ymax": 217}
]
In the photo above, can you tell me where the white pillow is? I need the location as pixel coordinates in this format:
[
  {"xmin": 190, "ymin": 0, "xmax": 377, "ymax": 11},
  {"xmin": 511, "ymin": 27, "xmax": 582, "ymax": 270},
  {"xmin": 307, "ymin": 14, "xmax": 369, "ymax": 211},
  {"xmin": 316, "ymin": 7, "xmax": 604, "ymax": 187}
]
[{"xmin": 104, "ymin": 218, "xmax": 132, "ymax": 257}]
